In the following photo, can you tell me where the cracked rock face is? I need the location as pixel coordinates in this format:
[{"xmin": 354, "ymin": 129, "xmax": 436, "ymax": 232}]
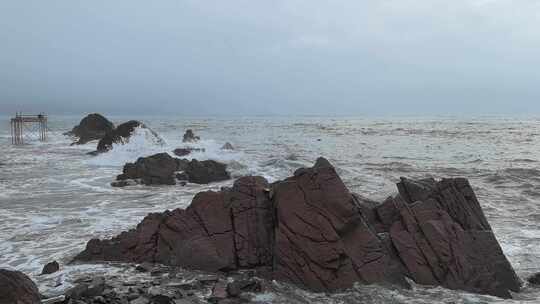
[{"xmin": 75, "ymin": 158, "xmax": 520, "ymax": 298}]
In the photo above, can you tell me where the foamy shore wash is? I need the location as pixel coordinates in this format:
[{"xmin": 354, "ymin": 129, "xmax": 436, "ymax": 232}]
[{"xmin": 1, "ymin": 115, "xmax": 539, "ymax": 303}]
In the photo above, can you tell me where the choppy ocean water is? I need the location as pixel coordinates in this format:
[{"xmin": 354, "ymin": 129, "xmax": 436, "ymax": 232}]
[{"xmin": 1, "ymin": 115, "xmax": 539, "ymax": 303}]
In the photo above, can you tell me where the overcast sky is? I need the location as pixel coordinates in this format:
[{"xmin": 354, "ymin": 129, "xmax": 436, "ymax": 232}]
[{"xmin": 1, "ymin": 1, "xmax": 539, "ymax": 116}]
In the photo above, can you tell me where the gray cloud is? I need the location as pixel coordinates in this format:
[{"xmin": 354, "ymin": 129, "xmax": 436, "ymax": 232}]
[{"xmin": 1, "ymin": 0, "xmax": 539, "ymax": 115}]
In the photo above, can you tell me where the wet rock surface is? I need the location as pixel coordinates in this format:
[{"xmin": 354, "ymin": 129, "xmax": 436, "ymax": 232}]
[
  {"xmin": 112, "ymin": 154, "xmax": 230, "ymax": 187},
  {"xmin": 0, "ymin": 269, "xmax": 41, "ymax": 304},
  {"xmin": 115, "ymin": 153, "xmax": 179, "ymax": 186},
  {"xmin": 527, "ymin": 273, "xmax": 540, "ymax": 285},
  {"xmin": 180, "ymin": 159, "xmax": 230, "ymax": 184},
  {"xmin": 182, "ymin": 130, "xmax": 200, "ymax": 143},
  {"xmin": 173, "ymin": 148, "xmax": 205, "ymax": 157},
  {"xmin": 41, "ymin": 261, "xmax": 60, "ymax": 275},
  {"xmin": 77, "ymin": 158, "xmax": 520, "ymax": 298},
  {"xmin": 221, "ymin": 143, "xmax": 234, "ymax": 150},
  {"xmin": 66, "ymin": 113, "xmax": 114, "ymax": 145},
  {"xmin": 41, "ymin": 266, "xmax": 264, "ymax": 304}
]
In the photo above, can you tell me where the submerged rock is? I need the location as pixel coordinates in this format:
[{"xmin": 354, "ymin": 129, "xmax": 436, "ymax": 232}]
[
  {"xmin": 66, "ymin": 113, "xmax": 114, "ymax": 145},
  {"xmin": 41, "ymin": 260, "xmax": 59, "ymax": 275},
  {"xmin": 182, "ymin": 129, "xmax": 200, "ymax": 143},
  {"xmin": 173, "ymin": 147, "xmax": 205, "ymax": 157},
  {"xmin": 221, "ymin": 142, "xmax": 234, "ymax": 150},
  {"xmin": 76, "ymin": 158, "xmax": 520, "ymax": 298},
  {"xmin": 96, "ymin": 120, "xmax": 163, "ymax": 153},
  {"xmin": 112, "ymin": 153, "xmax": 230, "ymax": 186},
  {"xmin": 0, "ymin": 269, "xmax": 41, "ymax": 304}
]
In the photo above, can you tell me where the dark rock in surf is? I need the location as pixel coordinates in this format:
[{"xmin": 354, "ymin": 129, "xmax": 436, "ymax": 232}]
[
  {"xmin": 182, "ymin": 129, "xmax": 200, "ymax": 143},
  {"xmin": 96, "ymin": 120, "xmax": 163, "ymax": 153},
  {"xmin": 527, "ymin": 273, "xmax": 540, "ymax": 285},
  {"xmin": 182, "ymin": 159, "xmax": 230, "ymax": 184},
  {"xmin": 66, "ymin": 113, "xmax": 114, "ymax": 145},
  {"xmin": 112, "ymin": 153, "xmax": 230, "ymax": 186},
  {"xmin": 173, "ymin": 147, "xmax": 205, "ymax": 157},
  {"xmin": 76, "ymin": 158, "xmax": 520, "ymax": 298},
  {"xmin": 0, "ymin": 269, "xmax": 41, "ymax": 304},
  {"xmin": 40, "ymin": 260, "xmax": 59, "ymax": 275},
  {"xmin": 221, "ymin": 142, "xmax": 234, "ymax": 150},
  {"xmin": 115, "ymin": 153, "xmax": 178, "ymax": 186}
]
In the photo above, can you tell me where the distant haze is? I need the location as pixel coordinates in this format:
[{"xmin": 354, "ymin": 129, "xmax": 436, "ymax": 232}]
[{"xmin": 1, "ymin": 1, "xmax": 539, "ymax": 116}]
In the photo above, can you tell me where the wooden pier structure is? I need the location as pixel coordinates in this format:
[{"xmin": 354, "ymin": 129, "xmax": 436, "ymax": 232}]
[{"xmin": 10, "ymin": 113, "xmax": 48, "ymax": 144}]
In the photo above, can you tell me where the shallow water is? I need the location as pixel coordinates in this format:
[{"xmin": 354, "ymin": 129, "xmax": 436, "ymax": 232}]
[{"xmin": 1, "ymin": 115, "xmax": 539, "ymax": 303}]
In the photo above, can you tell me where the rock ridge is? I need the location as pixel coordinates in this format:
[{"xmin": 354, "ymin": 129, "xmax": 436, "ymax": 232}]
[{"xmin": 75, "ymin": 157, "xmax": 521, "ymax": 298}]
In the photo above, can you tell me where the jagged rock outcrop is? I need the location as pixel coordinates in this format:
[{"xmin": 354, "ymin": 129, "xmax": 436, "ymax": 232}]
[
  {"xmin": 386, "ymin": 177, "xmax": 521, "ymax": 298},
  {"xmin": 0, "ymin": 269, "xmax": 41, "ymax": 304},
  {"xmin": 182, "ymin": 129, "xmax": 200, "ymax": 143},
  {"xmin": 77, "ymin": 158, "xmax": 520, "ymax": 298},
  {"xmin": 112, "ymin": 153, "xmax": 230, "ymax": 187},
  {"xmin": 66, "ymin": 113, "xmax": 114, "ymax": 145},
  {"xmin": 96, "ymin": 120, "xmax": 164, "ymax": 153}
]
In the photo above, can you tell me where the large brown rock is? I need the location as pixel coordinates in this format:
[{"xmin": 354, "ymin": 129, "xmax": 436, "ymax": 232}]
[
  {"xmin": 66, "ymin": 113, "xmax": 114, "ymax": 145},
  {"xmin": 76, "ymin": 158, "xmax": 520, "ymax": 298},
  {"xmin": 388, "ymin": 177, "xmax": 520, "ymax": 298},
  {"xmin": 76, "ymin": 176, "xmax": 273, "ymax": 272},
  {"xmin": 0, "ymin": 269, "xmax": 41, "ymax": 304},
  {"xmin": 271, "ymin": 158, "xmax": 406, "ymax": 291}
]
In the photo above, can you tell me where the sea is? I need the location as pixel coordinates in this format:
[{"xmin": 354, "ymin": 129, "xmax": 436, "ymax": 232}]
[{"xmin": 1, "ymin": 115, "xmax": 539, "ymax": 303}]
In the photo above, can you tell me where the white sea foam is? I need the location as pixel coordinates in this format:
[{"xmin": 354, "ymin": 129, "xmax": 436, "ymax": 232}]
[{"xmin": 85, "ymin": 126, "xmax": 248, "ymax": 175}]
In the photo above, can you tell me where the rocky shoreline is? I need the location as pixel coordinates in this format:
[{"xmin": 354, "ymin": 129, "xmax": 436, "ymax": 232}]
[{"xmin": 2, "ymin": 114, "xmax": 536, "ymax": 303}]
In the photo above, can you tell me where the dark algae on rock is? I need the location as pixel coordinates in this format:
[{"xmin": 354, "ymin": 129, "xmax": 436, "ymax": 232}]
[{"xmin": 76, "ymin": 157, "xmax": 521, "ymax": 299}]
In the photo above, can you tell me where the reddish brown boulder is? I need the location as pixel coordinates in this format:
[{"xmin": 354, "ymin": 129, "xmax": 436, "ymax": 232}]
[
  {"xmin": 0, "ymin": 269, "xmax": 41, "ymax": 304},
  {"xmin": 75, "ymin": 158, "xmax": 520, "ymax": 298},
  {"xmin": 272, "ymin": 158, "xmax": 406, "ymax": 291},
  {"xmin": 76, "ymin": 176, "xmax": 273, "ymax": 272},
  {"xmin": 388, "ymin": 177, "xmax": 520, "ymax": 298}
]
